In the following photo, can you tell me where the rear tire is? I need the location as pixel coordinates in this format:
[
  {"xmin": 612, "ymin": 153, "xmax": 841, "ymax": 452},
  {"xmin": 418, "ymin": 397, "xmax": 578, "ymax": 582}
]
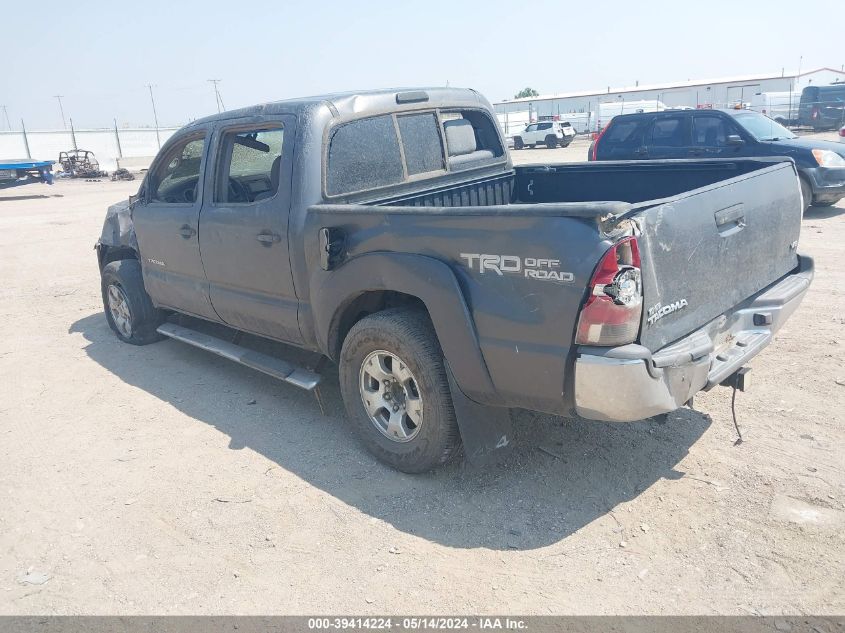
[
  {"xmin": 339, "ymin": 308, "xmax": 462, "ymax": 473},
  {"xmin": 813, "ymin": 200, "xmax": 837, "ymax": 207},
  {"xmin": 101, "ymin": 259, "xmax": 166, "ymax": 345},
  {"xmin": 545, "ymin": 135, "xmax": 558, "ymax": 149}
]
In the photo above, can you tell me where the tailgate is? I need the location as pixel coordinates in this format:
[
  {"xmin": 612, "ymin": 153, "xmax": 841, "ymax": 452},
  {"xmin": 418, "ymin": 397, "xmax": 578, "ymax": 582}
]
[{"xmin": 636, "ymin": 160, "xmax": 802, "ymax": 351}]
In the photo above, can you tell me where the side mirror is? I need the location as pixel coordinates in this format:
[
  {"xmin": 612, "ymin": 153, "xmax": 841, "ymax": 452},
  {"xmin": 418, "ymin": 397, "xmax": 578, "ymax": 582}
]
[{"xmin": 726, "ymin": 134, "xmax": 745, "ymax": 146}]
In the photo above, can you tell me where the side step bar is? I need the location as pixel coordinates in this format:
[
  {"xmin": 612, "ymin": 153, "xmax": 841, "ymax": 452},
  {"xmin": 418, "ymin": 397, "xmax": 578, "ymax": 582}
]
[{"xmin": 156, "ymin": 323, "xmax": 321, "ymax": 391}]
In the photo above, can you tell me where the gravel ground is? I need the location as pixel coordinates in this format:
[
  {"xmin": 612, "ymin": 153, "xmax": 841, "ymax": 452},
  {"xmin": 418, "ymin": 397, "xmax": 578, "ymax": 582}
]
[{"xmin": 0, "ymin": 156, "xmax": 843, "ymax": 614}]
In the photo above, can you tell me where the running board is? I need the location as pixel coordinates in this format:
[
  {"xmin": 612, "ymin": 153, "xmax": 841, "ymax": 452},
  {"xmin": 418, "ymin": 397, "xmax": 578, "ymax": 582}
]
[{"xmin": 156, "ymin": 323, "xmax": 321, "ymax": 391}]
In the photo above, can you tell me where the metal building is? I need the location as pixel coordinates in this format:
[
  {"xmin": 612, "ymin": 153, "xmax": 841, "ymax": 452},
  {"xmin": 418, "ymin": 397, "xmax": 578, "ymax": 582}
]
[{"xmin": 494, "ymin": 67, "xmax": 845, "ymax": 135}]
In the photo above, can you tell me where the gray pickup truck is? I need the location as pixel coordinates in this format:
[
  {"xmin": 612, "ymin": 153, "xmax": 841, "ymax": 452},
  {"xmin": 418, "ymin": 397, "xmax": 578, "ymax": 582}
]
[{"xmin": 96, "ymin": 87, "xmax": 813, "ymax": 472}]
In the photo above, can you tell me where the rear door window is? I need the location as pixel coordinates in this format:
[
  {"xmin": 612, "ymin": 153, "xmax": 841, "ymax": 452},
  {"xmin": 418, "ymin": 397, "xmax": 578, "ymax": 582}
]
[
  {"xmin": 327, "ymin": 115, "xmax": 404, "ymax": 195},
  {"xmin": 215, "ymin": 126, "xmax": 284, "ymax": 203},
  {"xmin": 649, "ymin": 116, "xmax": 688, "ymax": 147},
  {"xmin": 397, "ymin": 113, "xmax": 445, "ymax": 176}
]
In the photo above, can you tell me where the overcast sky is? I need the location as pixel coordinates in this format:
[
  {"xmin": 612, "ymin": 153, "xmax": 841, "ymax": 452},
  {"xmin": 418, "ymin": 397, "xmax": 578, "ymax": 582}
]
[{"xmin": 1, "ymin": 0, "xmax": 843, "ymax": 130}]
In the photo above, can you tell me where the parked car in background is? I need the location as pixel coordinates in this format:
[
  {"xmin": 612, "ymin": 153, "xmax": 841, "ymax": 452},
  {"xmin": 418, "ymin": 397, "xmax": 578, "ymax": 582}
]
[
  {"xmin": 513, "ymin": 120, "xmax": 575, "ymax": 149},
  {"xmin": 749, "ymin": 91, "xmax": 800, "ymax": 126},
  {"xmin": 588, "ymin": 108, "xmax": 845, "ymax": 209},
  {"xmin": 799, "ymin": 84, "xmax": 845, "ymax": 130}
]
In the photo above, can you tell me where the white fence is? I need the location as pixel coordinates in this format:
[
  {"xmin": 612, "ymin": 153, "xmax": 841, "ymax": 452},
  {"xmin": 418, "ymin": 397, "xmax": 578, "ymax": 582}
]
[{"xmin": 0, "ymin": 127, "xmax": 181, "ymax": 172}]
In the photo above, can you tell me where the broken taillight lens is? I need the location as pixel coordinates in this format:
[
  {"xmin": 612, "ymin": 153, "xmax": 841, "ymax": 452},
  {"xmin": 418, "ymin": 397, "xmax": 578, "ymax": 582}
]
[{"xmin": 575, "ymin": 237, "xmax": 643, "ymax": 346}]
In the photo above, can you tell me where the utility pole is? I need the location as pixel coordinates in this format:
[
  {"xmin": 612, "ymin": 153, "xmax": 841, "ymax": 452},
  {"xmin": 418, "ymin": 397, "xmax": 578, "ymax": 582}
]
[
  {"xmin": 146, "ymin": 84, "xmax": 161, "ymax": 150},
  {"xmin": 54, "ymin": 95, "xmax": 67, "ymax": 129},
  {"xmin": 1, "ymin": 105, "xmax": 10, "ymax": 130},
  {"xmin": 208, "ymin": 79, "xmax": 225, "ymax": 113},
  {"xmin": 21, "ymin": 119, "xmax": 31, "ymax": 159}
]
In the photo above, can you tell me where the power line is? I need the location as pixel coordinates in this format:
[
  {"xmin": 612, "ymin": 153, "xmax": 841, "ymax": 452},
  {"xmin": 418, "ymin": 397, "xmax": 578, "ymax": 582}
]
[
  {"xmin": 1, "ymin": 105, "xmax": 10, "ymax": 130},
  {"xmin": 208, "ymin": 79, "xmax": 225, "ymax": 113},
  {"xmin": 146, "ymin": 84, "xmax": 161, "ymax": 150},
  {"xmin": 54, "ymin": 95, "xmax": 67, "ymax": 129}
]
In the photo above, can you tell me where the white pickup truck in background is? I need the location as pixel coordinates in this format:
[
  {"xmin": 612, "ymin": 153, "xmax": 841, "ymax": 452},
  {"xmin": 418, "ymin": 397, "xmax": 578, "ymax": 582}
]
[{"xmin": 513, "ymin": 121, "xmax": 576, "ymax": 149}]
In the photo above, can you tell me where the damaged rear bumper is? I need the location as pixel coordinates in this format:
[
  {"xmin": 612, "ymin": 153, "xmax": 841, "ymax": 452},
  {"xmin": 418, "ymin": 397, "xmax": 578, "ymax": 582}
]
[{"xmin": 573, "ymin": 255, "xmax": 814, "ymax": 422}]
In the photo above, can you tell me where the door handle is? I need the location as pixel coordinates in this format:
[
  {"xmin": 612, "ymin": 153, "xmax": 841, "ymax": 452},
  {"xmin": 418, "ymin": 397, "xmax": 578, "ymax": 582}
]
[
  {"xmin": 256, "ymin": 231, "xmax": 281, "ymax": 245},
  {"xmin": 714, "ymin": 204, "xmax": 746, "ymax": 237},
  {"xmin": 179, "ymin": 224, "xmax": 196, "ymax": 239}
]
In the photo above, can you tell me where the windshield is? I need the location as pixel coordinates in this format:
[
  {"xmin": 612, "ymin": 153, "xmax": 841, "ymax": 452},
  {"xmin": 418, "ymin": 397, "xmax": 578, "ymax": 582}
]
[{"xmin": 733, "ymin": 111, "xmax": 797, "ymax": 141}]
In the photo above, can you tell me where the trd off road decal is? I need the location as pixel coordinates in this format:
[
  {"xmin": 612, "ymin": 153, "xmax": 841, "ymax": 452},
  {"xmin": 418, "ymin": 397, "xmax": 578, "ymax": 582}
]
[{"xmin": 460, "ymin": 253, "xmax": 574, "ymax": 283}]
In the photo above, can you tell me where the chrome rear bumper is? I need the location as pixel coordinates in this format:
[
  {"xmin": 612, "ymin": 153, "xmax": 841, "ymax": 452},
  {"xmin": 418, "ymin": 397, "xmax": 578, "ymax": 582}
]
[{"xmin": 574, "ymin": 255, "xmax": 813, "ymax": 422}]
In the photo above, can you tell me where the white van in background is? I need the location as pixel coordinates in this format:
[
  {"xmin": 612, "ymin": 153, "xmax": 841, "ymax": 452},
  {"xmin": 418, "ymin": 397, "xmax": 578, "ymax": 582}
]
[{"xmin": 749, "ymin": 92, "xmax": 800, "ymax": 125}]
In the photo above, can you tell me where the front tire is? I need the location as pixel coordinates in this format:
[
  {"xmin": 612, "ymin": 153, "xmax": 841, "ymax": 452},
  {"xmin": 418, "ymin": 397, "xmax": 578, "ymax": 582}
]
[
  {"xmin": 101, "ymin": 259, "xmax": 165, "ymax": 345},
  {"xmin": 339, "ymin": 308, "xmax": 462, "ymax": 473},
  {"xmin": 513, "ymin": 137, "xmax": 524, "ymax": 150},
  {"xmin": 799, "ymin": 177, "xmax": 813, "ymax": 212}
]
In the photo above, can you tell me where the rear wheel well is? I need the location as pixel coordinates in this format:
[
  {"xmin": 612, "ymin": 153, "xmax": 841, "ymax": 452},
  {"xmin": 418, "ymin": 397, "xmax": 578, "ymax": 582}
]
[{"xmin": 330, "ymin": 291, "xmax": 429, "ymax": 360}]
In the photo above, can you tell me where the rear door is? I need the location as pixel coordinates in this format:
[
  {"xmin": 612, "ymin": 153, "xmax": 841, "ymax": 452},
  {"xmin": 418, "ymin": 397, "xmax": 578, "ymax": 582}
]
[
  {"xmin": 198, "ymin": 115, "xmax": 301, "ymax": 343},
  {"xmin": 132, "ymin": 128, "xmax": 218, "ymax": 320},
  {"xmin": 635, "ymin": 160, "xmax": 802, "ymax": 350},
  {"xmin": 645, "ymin": 114, "xmax": 692, "ymax": 159}
]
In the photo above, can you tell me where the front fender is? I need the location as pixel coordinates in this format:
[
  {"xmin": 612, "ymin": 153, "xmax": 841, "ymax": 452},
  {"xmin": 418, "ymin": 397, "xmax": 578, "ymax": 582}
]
[{"xmin": 309, "ymin": 252, "xmax": 499, "ymax": 404}]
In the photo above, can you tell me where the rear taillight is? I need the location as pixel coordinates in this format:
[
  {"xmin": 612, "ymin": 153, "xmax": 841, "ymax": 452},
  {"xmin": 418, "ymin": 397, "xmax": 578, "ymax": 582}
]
[
  {"xmin": 590, "ymin": 125, "xmax": 608, "ymax": 160},
  {"xmin": 839, "ymin": 127, "xmax": 845, "ymax": 137},
  {"xmin": 576, "ymin": 237, "xmax": 643, "ymax": 346}
]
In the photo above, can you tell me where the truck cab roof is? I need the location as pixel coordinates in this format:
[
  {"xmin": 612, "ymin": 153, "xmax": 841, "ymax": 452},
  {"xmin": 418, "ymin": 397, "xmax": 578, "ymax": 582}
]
[{"xmin": 184, "ymin": 87, "xmax": 493, "ymax": 128}]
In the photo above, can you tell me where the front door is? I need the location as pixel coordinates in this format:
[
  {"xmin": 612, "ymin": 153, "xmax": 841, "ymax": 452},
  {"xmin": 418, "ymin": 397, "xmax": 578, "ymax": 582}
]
[
  {"xmin": 690, "ymin": 114, "xmax": 746, "ymax": 158},
  {"xmin": 132, "ymin": 129, "xmax": 218, "ymax": 320},
  {"xmin": 198, "ymin": 116, "xmax": 301, "ymax": 343}
]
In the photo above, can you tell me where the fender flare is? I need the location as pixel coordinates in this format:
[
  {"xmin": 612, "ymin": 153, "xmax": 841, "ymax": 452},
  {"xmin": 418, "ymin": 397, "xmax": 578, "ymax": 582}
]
[{"xmin": 309, "ymin": 252, "xmax": 498, "ymax": 403}]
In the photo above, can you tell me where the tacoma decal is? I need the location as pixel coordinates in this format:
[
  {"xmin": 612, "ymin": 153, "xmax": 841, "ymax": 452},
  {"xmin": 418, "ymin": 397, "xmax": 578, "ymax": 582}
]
[
  {"xmin": 459, "ymin": 253, "xmax": 574, "ymax": 282},
  {"xmin": 647, "ymin": 299, "xmax": 689, "ymax": 326}
]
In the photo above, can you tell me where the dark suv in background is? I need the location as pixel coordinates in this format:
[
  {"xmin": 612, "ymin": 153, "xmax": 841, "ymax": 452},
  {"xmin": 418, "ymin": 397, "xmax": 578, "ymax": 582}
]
[
  {"xmin": 799, "ymin": 84, "xmax": 845, "ymax": 131},
  {"xmin": 588, "ymin": 108, "xmax": 845, "ymax": 209}
]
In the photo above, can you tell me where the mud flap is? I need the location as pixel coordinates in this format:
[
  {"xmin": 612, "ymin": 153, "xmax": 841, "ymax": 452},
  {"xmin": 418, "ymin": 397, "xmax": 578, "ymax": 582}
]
[{"xmin": 446, "ymin": 363, "xmax": 513, "ymax": 465}]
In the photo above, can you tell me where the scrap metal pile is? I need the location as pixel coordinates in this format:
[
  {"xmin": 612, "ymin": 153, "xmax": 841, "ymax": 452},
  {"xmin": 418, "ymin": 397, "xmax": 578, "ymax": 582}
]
[{"xmin": 58, "ymin": 150, "xmax": 108, "ymax": 179}]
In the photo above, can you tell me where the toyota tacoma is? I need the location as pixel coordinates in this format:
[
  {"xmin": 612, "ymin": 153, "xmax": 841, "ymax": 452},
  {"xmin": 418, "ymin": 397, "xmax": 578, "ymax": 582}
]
[{"xmin": 96, "ymin": 87, "xmax": 813, "ymax": 472}]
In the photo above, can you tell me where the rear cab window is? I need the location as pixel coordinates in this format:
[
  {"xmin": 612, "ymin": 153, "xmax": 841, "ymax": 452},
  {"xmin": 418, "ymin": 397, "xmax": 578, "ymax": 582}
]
[
  {"xmin": 325, "ymin": 108, "xmax": 504, "ymax": 197},
  {"xmin": 326, "ymin": 115, "xmax": 404, "ymax": 196}
]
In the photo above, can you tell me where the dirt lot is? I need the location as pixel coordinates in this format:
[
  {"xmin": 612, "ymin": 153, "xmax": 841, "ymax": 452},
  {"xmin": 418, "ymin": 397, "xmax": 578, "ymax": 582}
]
[{"xmin": 1, "ymin": 154, "xmax": 843, "ymax": 615}]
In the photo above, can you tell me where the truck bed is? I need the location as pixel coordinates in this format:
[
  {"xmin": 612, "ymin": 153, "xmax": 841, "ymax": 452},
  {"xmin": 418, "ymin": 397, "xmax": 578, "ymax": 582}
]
[{"xmin": 306, "ymin": 157, "xmax": 803, "ymax": 413}]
